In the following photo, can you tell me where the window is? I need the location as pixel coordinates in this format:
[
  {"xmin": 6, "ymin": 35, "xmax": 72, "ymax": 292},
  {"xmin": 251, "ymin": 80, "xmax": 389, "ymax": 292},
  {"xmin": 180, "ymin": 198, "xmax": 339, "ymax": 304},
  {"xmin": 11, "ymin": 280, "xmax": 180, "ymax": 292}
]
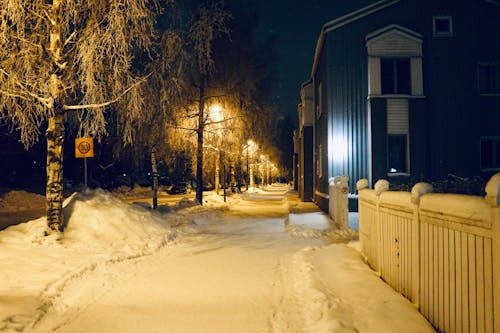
[
  {"xmin": 381, "ymin": 58, "xmax": 411, "ymax": 95},
  {"xmin": 433, "ymin": 16, "xmax": 453, "ymax": 37},
  {"xmin": 478, "ymin": 63, "xmax": 500, "ymax": 95},
  {"xmin": 388, "ymin": 135, "xmax": 408, "ymax": 173},
  {"xmin": 316, "ymin": 82, "xmax": 323, "ymax": 119},
  {"xmin": 317, "ymin": 144, "xmax": 323, "ymax": 178},
  {"xmin": 480, "ymin": 137, "xmax": 500, "ymax": 170}
]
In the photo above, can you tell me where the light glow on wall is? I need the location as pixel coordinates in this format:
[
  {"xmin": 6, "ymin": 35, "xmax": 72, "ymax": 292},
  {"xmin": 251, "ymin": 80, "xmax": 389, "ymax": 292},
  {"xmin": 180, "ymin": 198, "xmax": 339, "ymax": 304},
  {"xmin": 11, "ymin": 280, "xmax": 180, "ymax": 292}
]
[{"xmin": 329, "ymin": 128, "xmax": 348, "ymax": 172}]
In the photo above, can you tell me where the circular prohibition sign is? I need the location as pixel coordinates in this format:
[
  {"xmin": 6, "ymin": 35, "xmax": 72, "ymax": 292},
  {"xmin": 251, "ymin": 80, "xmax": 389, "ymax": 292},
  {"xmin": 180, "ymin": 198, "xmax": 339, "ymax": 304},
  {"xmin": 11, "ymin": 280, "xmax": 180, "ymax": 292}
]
[{"xmin": 78, "ymin": 141, "xmax": 92, "ymax": 155}]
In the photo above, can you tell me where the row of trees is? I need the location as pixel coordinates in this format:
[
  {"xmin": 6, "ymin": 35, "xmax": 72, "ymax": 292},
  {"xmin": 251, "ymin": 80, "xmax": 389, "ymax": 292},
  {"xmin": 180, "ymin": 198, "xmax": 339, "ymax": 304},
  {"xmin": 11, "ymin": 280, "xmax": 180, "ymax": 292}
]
[{"xmin": 0, "ymin": 0, "xmax": 282, "ymax": 233}]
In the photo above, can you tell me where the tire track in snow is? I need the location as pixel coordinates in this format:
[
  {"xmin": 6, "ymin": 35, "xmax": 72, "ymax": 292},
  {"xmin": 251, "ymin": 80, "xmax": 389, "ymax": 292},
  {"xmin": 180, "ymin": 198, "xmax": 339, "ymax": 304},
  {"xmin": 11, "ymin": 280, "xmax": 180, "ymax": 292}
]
[
  {"xmin": 23, "ymin": 233, "xmax": 175, "ymax": 333},
  {"xmin": 271, "ymin": 247, "xmax": 357, "ymax": 333}
]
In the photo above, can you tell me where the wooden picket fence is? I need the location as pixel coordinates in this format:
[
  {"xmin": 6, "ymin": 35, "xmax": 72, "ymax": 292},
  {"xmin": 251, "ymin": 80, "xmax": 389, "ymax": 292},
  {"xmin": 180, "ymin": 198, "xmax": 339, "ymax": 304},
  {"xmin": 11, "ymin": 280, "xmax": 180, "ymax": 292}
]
[{"xmin": 357, "ymin": 173, "xmax": 500, "ymax": 333}]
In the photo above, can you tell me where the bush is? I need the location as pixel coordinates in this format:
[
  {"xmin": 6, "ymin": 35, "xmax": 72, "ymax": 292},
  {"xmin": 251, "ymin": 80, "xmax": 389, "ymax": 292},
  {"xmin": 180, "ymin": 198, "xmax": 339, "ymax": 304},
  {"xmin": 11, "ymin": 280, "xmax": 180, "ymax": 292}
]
[{"xmin": 389, "ymin": 174, "xmax": 487, "ymax": 196}]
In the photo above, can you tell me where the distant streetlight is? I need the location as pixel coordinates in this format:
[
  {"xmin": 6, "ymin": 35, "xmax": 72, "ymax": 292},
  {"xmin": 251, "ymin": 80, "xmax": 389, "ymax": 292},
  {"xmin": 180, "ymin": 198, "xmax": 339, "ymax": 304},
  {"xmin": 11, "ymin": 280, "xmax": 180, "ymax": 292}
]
[
  {"xmin": 209, "ymin": 104, "xmax": 223, "ymax": 122},
  {"xmin": 209, "ymin": 104, "xmax": 224, "ymax": 194},
  {"xmin": 243, "ymin": 139, "xmax": 257, "ymax": 191}
]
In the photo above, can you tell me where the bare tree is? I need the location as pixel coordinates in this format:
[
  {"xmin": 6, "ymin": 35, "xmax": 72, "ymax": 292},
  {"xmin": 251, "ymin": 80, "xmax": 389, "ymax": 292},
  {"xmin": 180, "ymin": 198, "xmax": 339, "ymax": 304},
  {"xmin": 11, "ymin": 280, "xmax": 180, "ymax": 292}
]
[
  {"xmin": 137, "ymin": 30, "xmax": 185, "ymax": 209},
  {"xmin": 0, "ymin": 0, "xmax": 161, "ymax": 232},
  {"xmin": 187, "ymin": 0, "xmax": 230, "ymax": 205}
]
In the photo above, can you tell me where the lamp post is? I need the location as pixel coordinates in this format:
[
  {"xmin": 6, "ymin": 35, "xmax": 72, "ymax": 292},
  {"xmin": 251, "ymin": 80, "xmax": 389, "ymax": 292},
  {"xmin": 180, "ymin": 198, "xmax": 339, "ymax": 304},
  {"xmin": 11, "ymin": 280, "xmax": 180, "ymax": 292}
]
[
  {"xmin": 244, "ymin": 139, "xmax": 257, "ymax": 190},
  {"xmin": 209, "ymin": 104, "xmax": 224, "ymax": 195},
  {"xmin": 246, "ymin": 144, "xmax": 249, "ymax": 191}
]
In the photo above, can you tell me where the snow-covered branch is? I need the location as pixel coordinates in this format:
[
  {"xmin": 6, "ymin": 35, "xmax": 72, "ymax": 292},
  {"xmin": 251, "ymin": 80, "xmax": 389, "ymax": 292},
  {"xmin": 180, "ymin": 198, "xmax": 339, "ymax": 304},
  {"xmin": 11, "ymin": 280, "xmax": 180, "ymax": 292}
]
[
  {"xmin": 63, "ymin": 73, "xmax": 152, "ymax": 112},
  {"xmin": 0, "ymin": 68, "xmax": 52, "ymax": 107}
]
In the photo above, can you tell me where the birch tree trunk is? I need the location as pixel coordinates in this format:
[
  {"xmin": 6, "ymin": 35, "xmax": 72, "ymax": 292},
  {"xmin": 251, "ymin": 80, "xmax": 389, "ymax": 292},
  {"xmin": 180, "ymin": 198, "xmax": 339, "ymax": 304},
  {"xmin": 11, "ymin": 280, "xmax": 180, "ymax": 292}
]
[
  {"xmin": 196, "ymin": 79, "xmax": 205, "ymax": 205},
  {"xmin": 46, "ymin": 115, "xmax": 65, "ymax": 232},
  {"xmin": 215, "ymin": 151, "xmax": 220, "ymax": 195},
  {"xmin": 46, "ymin": 0, "xmax": 65, "ymax": 232},
  {"xmin": 250, "ymin": 163, "xmax": 255, "ymax": 188},
  {"xmin": 151, "ymin": 146, "xmax": 159, "ymax": 210}
]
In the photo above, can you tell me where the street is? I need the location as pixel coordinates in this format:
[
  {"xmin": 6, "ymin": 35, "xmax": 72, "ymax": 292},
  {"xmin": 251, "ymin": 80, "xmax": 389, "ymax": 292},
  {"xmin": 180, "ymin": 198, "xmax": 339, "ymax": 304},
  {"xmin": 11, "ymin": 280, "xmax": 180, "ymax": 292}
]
[{"xmin": 21, "ymin": 188, "xmax": 433, "ymax": 333}]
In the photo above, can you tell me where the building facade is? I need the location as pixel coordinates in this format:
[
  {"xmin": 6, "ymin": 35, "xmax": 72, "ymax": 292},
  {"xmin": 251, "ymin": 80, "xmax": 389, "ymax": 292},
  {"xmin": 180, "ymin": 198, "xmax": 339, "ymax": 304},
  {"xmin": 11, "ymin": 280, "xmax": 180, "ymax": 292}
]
[
  {"xmin": 297, "ymin": 80, "xmax": 314, "ymax": 201},
  {"xmin": 299, "ymin": 0, "xmax": 500, "ymax": 211}
]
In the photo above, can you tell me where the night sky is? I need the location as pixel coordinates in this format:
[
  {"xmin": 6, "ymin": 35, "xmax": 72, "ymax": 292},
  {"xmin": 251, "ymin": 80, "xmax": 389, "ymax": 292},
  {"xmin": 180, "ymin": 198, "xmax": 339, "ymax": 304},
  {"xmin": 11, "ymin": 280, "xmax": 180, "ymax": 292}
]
[{"xmin": 252, "ymin": 0, "xmax": 376, "ymax": 121}]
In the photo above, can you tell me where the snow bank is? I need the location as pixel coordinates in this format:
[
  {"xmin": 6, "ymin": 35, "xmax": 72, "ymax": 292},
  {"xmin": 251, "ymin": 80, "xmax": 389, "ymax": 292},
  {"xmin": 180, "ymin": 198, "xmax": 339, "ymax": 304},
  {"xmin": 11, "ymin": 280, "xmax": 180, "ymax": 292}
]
[
  {"xmin": 286, "ymin": 212, "xmax": 358, "ymax": 242},
  {"xmin": 61, "ymin": 189, "xmax": 172, "ymax": 252},
  {"xmin": 0, "ymin": 189, "xmax": 175, "ymax": 332}
]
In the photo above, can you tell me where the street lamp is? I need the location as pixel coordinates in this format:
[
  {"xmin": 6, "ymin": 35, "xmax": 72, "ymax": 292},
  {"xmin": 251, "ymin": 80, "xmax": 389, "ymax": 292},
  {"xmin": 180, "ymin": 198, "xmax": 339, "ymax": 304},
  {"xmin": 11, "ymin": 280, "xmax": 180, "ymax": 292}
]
[
  {"xmin": 243, "ymin": 139, "xmax": 257, "ymax": 191},
  {"xmin": 209, "ymin": 104, "xmax": 224, "ymax": 194}
]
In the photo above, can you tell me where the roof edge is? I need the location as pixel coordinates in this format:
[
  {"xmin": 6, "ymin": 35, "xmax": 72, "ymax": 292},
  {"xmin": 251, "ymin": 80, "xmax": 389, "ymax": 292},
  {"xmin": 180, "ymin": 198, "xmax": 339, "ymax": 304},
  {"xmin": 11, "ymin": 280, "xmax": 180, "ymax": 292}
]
[
  {"xmin": 484, "ymin": 0, "xmax": 500, "ymax": 7},
  {"xmin": 301, "ymin": 78, "xmax": 313, "ymax": 88},
  {"xmin": 311, "ymin": 0, "xmax": 401, "ymax": 77},
  {"xmin": 323, "ymin": 0, "xmax": 401, "ymax": 33}
]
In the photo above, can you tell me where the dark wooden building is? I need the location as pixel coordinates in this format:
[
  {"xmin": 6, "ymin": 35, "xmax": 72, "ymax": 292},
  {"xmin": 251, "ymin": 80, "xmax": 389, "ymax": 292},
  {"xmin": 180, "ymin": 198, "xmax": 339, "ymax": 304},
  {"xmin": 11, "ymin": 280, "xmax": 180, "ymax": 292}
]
[
  {"xmin": 300, "ymin": 0, "xmax": 500, "ymax": 211},
  {"xmin": 297, "ymin": 80, "xmax": 314, "ymax": 201}
]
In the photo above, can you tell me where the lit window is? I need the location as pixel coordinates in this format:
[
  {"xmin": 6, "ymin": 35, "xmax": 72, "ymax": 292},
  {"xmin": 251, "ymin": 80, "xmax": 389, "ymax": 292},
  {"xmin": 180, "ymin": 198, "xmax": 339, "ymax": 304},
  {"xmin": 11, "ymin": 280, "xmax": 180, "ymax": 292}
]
[
  {"xmin": 381, "ymin": 58, "xmax": 411, "ymax": 95},
  {"xmin": 433, "ymin": 16, "xmax": 453, "ymax": 37},
  {"xmin": 478, "ymin": 63, "xmax": 500, "ymax": 95},
  {"xmin": 388, "ymin": 135, "xmax": 408, "ymax": 173},
  {"xmin": 480, "ymin": 137, "xmax": 500, "ymax": 170}
]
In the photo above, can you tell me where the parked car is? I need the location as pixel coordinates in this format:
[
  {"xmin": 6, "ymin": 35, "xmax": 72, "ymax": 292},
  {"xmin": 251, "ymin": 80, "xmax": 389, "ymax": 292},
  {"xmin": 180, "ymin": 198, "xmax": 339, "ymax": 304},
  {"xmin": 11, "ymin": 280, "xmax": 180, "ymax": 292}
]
[
  {"xmin": 167, "ymin": 182, "xmax": 192, "ymax": 195},
  {"xmin": 167, "ymin": 183, "xmax": 188, "ymax": 195}
]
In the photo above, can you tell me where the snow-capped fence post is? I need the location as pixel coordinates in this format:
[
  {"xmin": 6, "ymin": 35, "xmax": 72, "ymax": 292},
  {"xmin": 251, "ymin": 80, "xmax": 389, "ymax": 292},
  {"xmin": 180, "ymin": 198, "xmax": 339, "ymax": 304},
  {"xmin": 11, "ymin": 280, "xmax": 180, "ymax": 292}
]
[
  {"xmin": 358, "ymin": 173, "xmax": 500, "ymax": 332},
  {"xmin": 328, "ymin": 177, "xmax": 335, "ymax": 223},
  {"xmin": 329, "ymin": 176, "xmax": 349, "ymax": 229},
  {"xmin": 485, "ymin": 172, "xmax": 500, "ymax": 333},
  {"xmin": 374, "ymin": 180, "xmax": 389, "ymax": 275},
  {"xmin": 410, "ymin": 182, "xmax": 433, "ymax": 309},
  {"xmin": 356, "ymin": 179, "xmax": 371, "ymax": 265},
  {"xmin": 357, "ymin": 179, "xmax": 388, "ymax": 273}
]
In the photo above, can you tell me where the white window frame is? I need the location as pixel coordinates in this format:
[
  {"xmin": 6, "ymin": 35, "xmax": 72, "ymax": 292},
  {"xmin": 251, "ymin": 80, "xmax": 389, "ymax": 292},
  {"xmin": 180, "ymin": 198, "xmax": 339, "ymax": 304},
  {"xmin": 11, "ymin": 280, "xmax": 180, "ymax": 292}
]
[
  {"xmin": 366, "ymin": 25, "xmax": 423, "ymax": 97},
  {"xmin": 433, "ymin": 16, "xmax": 453, "ymax": 37},
  {"xmin": 386, "ymin": 98, "xmax": 410, "ymax": 176},
  {"xmin": 478, "ymin": 62, "xmax": 500, "ymax": 96}
]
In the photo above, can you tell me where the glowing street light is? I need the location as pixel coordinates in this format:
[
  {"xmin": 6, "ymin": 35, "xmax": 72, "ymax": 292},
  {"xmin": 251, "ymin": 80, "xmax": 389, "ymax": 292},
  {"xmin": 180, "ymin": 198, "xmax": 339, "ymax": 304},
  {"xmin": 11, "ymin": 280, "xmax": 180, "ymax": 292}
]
[
  {"xmin": 209, "ymin": 104, "xmax": 223, "ymax": 122},
  {"xmin": 209, "ymin": 104, "xmax": 224, "ymax": 194},
  {"xmin": 243, "ymin": 139, "xmax": 257, "ymax": 190}
]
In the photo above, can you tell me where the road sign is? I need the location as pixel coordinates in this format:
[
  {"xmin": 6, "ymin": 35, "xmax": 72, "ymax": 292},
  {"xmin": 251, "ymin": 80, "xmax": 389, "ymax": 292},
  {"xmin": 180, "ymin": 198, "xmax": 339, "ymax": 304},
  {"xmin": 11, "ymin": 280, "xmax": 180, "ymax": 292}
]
[{"xmin": 75, "ymin": 137, "xmax": 94, "ymax": 158}]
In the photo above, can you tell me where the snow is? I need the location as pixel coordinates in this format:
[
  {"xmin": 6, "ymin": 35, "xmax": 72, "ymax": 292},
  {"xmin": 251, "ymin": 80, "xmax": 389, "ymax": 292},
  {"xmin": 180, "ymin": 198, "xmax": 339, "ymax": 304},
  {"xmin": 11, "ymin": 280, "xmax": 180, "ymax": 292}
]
[{"xmin": 0, "ymin": 186, "xmax": 434, "ymax": 333}]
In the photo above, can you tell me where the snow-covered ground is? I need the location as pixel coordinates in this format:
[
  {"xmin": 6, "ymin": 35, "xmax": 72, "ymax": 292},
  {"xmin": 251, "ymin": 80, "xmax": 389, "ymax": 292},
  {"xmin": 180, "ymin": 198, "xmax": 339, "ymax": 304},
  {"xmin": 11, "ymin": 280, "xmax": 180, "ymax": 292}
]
[{"xmin": 0, "ymin": 186, "xmax": 434, "ymax": 332}]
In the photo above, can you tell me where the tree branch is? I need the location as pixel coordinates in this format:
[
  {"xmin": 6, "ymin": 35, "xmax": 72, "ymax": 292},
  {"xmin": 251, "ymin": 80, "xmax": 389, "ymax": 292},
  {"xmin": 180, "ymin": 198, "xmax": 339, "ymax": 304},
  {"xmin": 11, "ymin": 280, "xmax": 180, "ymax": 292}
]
[
  {"xmin": 0, "ymin": 68, "xmax": 52, "ymax": 107},
  {"xmin": 63, "ymin": 31, "xmax": 78, "ymax": 48},
  {"xmin": 0, "ymin": 89, "xmax": 29, "ymax": 100},
  {"xmin": 63, "ymin": 73, "xmax": 152, "ymax": 112},
  {"xmin": 166, "ymin": 123, "xmax": 197, "ymax": 133}
]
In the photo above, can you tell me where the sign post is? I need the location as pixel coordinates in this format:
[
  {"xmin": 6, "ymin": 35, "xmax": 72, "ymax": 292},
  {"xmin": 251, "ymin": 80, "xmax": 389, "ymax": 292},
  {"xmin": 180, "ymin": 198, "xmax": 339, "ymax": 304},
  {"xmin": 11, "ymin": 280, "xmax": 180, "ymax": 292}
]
[{"xmin": 75, "ymin": 137, "xmax": 94, "ymax": 189}]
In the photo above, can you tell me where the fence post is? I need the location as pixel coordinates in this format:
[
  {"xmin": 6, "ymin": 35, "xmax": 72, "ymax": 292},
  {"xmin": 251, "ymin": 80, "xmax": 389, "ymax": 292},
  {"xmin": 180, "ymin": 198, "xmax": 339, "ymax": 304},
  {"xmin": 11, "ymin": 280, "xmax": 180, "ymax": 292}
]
[
  {"xmin": 337, "ymin": 176, "xmax": 349, "ymax": 229},
  {"xmin": 374, "ymin": 179, "xmax": 389, "ymax": 275},
  {"xmin": 485, "ymin": 172, "xmax": 500, "ymax": 333},
  {"xmin": 356, "ymin": 178, "xmax": 369, "ymax": 262},
  {"xmin": 411, "ymin": 182, "xmax": 433, "ymax": 308},
  {"xmin": 329, "ymin": 177, "xmax": 336, "ymax": 223},
  {"xmin": 329, "ymin": 176, "xmax": 349, "ymax": 229}
]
